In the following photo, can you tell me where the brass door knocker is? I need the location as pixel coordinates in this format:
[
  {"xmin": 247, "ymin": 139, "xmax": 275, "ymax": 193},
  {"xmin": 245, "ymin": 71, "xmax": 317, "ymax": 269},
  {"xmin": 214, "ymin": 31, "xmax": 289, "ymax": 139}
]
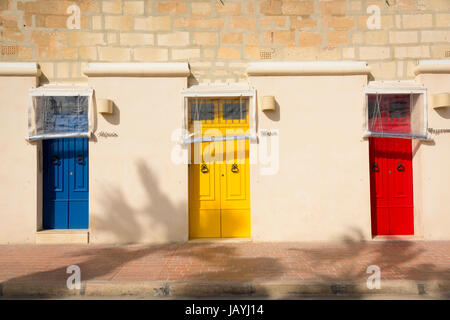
[
  {"xmin": 231, "ymin": 163, "xmax": 239, "ymax": 173},
  {"xmin": 201, "ymin": 163, "xmax": 209, "ymax": 173},
  {"xmin": 51, "ymin": 156, "xmax": 60, "ymax": 166}
]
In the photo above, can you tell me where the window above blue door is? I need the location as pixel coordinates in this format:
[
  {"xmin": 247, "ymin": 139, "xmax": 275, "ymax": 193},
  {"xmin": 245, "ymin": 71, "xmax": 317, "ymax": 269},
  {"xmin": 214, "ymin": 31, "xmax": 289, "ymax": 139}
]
[{"xmin": 28, "ymin": 86, "xmax": 93, "ymax": 141}]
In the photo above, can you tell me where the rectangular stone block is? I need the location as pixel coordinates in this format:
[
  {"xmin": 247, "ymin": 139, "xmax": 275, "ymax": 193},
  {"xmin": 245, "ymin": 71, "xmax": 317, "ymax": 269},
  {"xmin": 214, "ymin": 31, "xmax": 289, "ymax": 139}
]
[
  {"xmin": 402, "ymin": 14, "xmax": 433, "ymax": 29},
  {"xmin": 134, "ymin": 47, "xmax": 169, "ymax": 61},
  {"xmin": 78, "ymin": 46, "xmax": 98, "ymax": 60},
  {"xmin": 102, "ymin": 0, "xmax": 122, "ymax": 14},
  {"xmin": 124, "ymin": 1, "xmax": 145, "ymax": 15},
  {"xmin": 281, "ymin": 1, "xmax": 314, "ymax": 15},
  {"xmin": 218, "ymin": 47, "xmax": 241, "ymax": 59},
  {"xmin": 328, "ymin": 31, "xmax": 348, "ymax": 46},
  {"xmin": 193, "ymin": 32, "xmax": 217, "ymax": 46},
  {"xmin": 421, "ymin": 31, "xmax": 450, "ymax": 43},
  {"xmin": 221, "ymin": 33, "xmax": 243, "ymax": 44},
  {"xmin": 157, "ymin": 32, "xmax": 190, "ymax": 46},
  {"xmin": 69, "ymin": 32, "xmax": 106, "ymax": 46},
  {"xmin": 436, "ymin": 14, "xmax": 450, "ymax": 28},
  {"xmin": 389, "ymin": 31, "xmax": 418, "ymax": 44},
  {"xmin": 191, "ymin": 2, "xmax": 212, "ymax": 16},
  {"xmin": 216, "ymin": 2, "xmax": 242, "ymax": 15},
  {"xmin": 105, "ymin": 16, "xmax": 133, "ymax": 30},
  {"xmin": 120, "ymin": 33, "xmax": 154, "ymax": 46},
  {"xmin": 359, "ymin": 46, "xmax": 391, "ymax": 60},
  {"xmin": 98, "ymin": 46, "xmax": 132, "ymax": 61},
  {"xmin": 135, "ymin": 16, "xmax": 171, "ymax": 31},
  {"xmin": 229, "ymin": 17, "xmax": 256, "ymax": 30},
  {"xmin": 394, "ymin": 46, "xmax": 430, "ymax": 59},
  {"xmin": 298, "ymin": 32, "xmax": 322, "ymax": 47},
  {"xmin": 157, "ymin": 1, "xmax": 187, "ymax": 14},
  {"xmin": 171, "ymin": 48, "xmax": 201, "ymax": 60}
]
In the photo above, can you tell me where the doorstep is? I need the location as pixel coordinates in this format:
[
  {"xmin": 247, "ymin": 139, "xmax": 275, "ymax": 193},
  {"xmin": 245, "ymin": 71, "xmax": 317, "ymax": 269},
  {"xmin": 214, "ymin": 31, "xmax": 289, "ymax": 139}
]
[
  {"xmin": 35, "ymin": 229, "xmax": 89, "ymax": 244},
  {"xmin": 372, "ymin": 235, "xmax": 423, "ymax": 241},
  {"xmin": 188, "ymin": 237, "xmax": 252, "ymax": 243}
]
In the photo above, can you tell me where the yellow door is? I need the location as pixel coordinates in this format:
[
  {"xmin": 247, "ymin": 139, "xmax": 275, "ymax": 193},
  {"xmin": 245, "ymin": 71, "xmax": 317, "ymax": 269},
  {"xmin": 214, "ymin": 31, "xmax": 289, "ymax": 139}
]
[{"xmin": 188, "ymin": 98, "xmax": 250, "ymax": 238}]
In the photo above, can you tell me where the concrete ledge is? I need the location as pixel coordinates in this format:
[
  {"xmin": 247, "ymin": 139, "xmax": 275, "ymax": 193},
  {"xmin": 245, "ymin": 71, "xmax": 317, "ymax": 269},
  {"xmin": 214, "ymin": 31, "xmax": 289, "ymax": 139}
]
[
  {"xmin": 85, "ymin": 281, "xmax": 168, "ymax": 297},
  {"xmin": 2, "ymin": 280, "xmax": 449, "ymax": 298},
  {"xmin": 415, "ymin": 60, "xmax": 450, "ymax": 75},
  {"xmin": 35, "ymin": 229, "xmax": 89, "ymax": 244},
  {"xmin": 2, "ymin": 282, "xmax": 83, "ymax": 297},
  {"xmin": 247, "ymin": 61, "xmax": 370, "ymax": 76},
  {"xmin": 169, "ymin": 281, "xmax": 253, "ymax": 297},
  {"xmin": 0, "ymin": 62, "xmax": 40, "ymax": 77},
  {"xmin": 83, "ymin": 62, "xmax": 190, "ymax": 77}
]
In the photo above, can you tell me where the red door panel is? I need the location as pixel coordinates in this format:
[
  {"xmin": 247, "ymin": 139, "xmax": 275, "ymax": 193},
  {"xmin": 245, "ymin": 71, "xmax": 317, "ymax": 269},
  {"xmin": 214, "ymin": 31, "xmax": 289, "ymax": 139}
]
[{"xmin": 369, "ymin": 137, "xmax": 414, "ymax": 236}]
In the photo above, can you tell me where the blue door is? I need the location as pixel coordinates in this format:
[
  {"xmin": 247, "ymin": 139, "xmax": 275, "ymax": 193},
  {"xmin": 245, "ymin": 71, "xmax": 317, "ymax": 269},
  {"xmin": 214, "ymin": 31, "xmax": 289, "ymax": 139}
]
[{"xmin": 43, "ymin": 138, "xmax": 89, "ymax": 229}]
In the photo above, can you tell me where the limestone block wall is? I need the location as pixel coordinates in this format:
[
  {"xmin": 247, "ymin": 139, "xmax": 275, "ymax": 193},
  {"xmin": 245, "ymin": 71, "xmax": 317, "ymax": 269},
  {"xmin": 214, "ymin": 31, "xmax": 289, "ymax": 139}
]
[{"xmin": 0, "ymin": 0, "xmax": 449, "ymax": 84}]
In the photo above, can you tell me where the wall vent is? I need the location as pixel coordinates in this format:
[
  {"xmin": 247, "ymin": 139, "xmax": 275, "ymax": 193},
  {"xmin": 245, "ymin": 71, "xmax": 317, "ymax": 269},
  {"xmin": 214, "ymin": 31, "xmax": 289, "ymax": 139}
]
[
  {"xmin": 1, "ymin": 45, "xmax": 18, "ymax": 56},
  {"xmin": 260, "ymin": 50, "xmax": 273, "ymax": 60}
]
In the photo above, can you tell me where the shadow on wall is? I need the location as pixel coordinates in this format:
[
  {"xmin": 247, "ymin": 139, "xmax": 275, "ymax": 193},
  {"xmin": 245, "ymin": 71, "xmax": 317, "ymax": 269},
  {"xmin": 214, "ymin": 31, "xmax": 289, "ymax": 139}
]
[
  {"xmin": 92, "ymin": 159, "xmax": 187, "ymax": 243},
  {"xmin": 262, "ymin": 97, "xmax": 280, "ymax": 122},
  {"xmin": 435, "ymin": 107, "xmax": 450, "ymax": 120},
  {"xmin": 101, "ymin": 101, "xmax": 120, "ymax": 125}
]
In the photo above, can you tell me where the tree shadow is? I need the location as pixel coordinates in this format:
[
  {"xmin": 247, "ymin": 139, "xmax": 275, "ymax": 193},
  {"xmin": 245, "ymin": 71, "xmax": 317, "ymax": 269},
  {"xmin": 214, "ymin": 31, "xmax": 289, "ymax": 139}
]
[
  {"xmin": 285, "ymin": 227, "xmax": 450, "ymax": 297},
  {"xmin": 1, "ymin": 160, "xmax": 284, "ymax": 297}
]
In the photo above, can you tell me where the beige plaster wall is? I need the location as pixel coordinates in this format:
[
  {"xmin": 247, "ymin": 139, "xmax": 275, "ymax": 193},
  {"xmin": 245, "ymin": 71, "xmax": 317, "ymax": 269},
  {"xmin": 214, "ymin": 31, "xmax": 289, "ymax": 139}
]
[
  {"xmin": 0, "ymin": 76, "xmax": 39, "ymax": 243},
  {"xmin": 87, "ymin": 76, "xmax": 189, "ymax": 243},
  {"xmin": 249, "ymin": 74, "xmax": 373, "ymax": 241},
  {"xmin": 414, "ymin": 73, "xmax": 450, "ymax": 240}
]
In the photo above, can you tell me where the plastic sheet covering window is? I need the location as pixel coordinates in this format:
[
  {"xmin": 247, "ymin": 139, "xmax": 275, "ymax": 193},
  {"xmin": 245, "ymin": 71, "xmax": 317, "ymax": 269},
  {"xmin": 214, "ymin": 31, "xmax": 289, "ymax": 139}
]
[
  {"xmin": 28, "ymin": 89, "xmax": 93, "ymax": 141},
  {"xmin": 365, "ymin": 93, "xmax": 426, "ymax": 139}
]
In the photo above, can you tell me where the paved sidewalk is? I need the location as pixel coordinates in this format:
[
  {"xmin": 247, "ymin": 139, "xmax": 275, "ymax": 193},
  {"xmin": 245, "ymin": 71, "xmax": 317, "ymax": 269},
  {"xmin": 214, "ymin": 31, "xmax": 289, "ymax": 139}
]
[{"xmin": 0, "ymin": 241, "xmax": 449, "ymax": 297}]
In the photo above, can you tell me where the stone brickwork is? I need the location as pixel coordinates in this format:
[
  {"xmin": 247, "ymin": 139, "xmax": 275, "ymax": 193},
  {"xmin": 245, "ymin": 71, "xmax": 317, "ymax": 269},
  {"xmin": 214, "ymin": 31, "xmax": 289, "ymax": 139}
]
[{"xmin": 0, "ymin": 0, "xmax": 449, "ymax": 84}]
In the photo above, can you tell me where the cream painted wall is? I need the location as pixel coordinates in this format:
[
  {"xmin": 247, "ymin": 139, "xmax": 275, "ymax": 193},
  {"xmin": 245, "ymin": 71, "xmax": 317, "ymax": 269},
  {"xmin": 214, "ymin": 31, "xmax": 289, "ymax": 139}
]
[
  {"xmin": 87, "ymin": 76, "xmax": 189, "ymax": 244},
  {"xmin": 1, "ymin": 70, "xmax": 450, "ymax": 244},
  {"xmin": 0, "ymin": 76, "xmax": 39, "ymax": 243},
  {"xmin": 415, "ymin": 74, "xmax": 450, "ymax": 240},
  {"xmin": 249, "ymin": 75, "xmax": 373, "ymax": 241}
]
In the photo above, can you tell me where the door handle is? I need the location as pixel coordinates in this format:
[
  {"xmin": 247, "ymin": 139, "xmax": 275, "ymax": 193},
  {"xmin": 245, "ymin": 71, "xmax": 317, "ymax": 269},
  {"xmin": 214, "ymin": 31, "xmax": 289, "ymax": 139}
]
[
  {"xmin": 231, "ymin": 163, "xmax": 239, "ymax": 173},
  {"xmin": 372, "ymin": 162, "xmax": 380, "ymax": 172},
  {"xmin": 397, "ymin": 162, "xmax": 405, "ymax": 172},
  {"xmin": 77, "ymin": 155, "xmax": 85, "ymax": 165},
  {"xmin": 51, "ymin": 156, "xmax": 60, "ymax": 166},
  {"xmin": 201, "ymin": 164, "xmax": 209, "ymax": 174}
]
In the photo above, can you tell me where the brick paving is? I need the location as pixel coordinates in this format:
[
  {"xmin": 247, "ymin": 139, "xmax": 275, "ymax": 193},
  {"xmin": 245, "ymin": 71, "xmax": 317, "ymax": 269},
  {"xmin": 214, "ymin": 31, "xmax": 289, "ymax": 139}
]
[{"xmin": 0, "ymin": 241, "xmax": 449, "ymax": 285}]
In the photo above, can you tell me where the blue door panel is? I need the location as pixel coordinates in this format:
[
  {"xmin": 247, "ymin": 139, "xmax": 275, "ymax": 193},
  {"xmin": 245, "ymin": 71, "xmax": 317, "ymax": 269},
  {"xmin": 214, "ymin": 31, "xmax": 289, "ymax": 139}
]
[
  {"xmin": 43, "ymin": 138, "xmax": 67, "ymax": 200},
  {"xmin": 43, "ymin": 201, "xmax": 68, "ymax": 229},
  {"xmin": 69, "ymin": 200, "xmax": 89, "ymax": 229},
  {"xmin": 43, "ymin": 138, "xmax": 89, "ymax": 229},
  {"xmin": 70, "ymin": 138, "xmax": 89, "ymax": 196}
]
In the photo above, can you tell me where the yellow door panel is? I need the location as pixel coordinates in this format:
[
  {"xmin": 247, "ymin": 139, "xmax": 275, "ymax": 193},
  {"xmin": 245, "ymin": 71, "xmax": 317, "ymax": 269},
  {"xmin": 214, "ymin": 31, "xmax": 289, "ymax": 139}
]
[
  {"xmin": 221, "ymin": 135, "xmax": 250, "ymax": 210},
  {"xmin": 189, "ymin": 140, "xmax": 221, "ymax": 210},
  {"xmin": 189, "ymin": 209, "xmax": 221, "ymax": 238},
  {"xmin": 221, "ymin": 209, "xmax": 251, "ymax": 238}
]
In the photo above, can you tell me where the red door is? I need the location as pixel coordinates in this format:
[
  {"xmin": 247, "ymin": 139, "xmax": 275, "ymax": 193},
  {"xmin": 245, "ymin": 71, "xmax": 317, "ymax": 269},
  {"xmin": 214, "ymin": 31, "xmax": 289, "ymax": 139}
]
[{"xmin": 369, "ymin": 137, "xmax": 414, "ymax": 235}]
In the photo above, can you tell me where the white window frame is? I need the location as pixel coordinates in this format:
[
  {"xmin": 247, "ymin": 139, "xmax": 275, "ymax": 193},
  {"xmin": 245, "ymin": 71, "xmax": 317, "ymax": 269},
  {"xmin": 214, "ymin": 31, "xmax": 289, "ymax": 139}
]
[
  {"xmin": 362, "ymin": 86, "xmax": 428, "ymax": 140},
  {"xmin": 28, "ymin": 86, "xmax": 94, "ymax": 141},
  {"xmin": 180, "ymin": 87, "xmax": 257, "ymax": 144}
]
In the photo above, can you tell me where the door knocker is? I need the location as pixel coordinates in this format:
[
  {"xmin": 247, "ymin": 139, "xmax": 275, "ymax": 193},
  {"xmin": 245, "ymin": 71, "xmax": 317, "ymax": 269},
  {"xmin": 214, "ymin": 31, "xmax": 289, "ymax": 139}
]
[
  {"xmin": 231, "ymin": 164, "xmax": 239, "ymax": 173},
  {"xmin": 372, "ymin": 162, "xmax": 380, "ymax": 173},
  {"xmin": 77, "ymin": 155, "xmax": 85, "ymax": 165},
  {"xmin": 397, "ymin": 162, "xmax": 405, "ymax": 172},
  {"xmin": 51, "ymin": 156, "xmax": 60, "ymax": 166},
  {"xmin": 201, "ymin": 164, "xmax": 209, "ymax": 174}
]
